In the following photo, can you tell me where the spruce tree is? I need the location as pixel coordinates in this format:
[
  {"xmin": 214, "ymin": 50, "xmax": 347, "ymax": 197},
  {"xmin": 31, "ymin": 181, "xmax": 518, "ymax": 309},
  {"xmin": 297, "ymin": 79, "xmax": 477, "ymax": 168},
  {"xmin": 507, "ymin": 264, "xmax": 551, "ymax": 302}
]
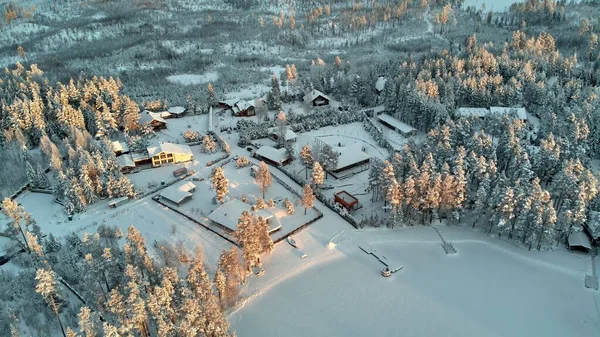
[
  {"xmin": 311, "ymin": 161, "xmax": 325, "ymax": 189},
  {"xmin": 255, "ymin": 161, "xmax": 272, "ymax": 198},
  {"xmin": 211, "ymin": 167, "xmax": 229, "ymax": 204},
  {"xmin": 301, "ymin": 184, "xmax": 315, "ymax": 215}
]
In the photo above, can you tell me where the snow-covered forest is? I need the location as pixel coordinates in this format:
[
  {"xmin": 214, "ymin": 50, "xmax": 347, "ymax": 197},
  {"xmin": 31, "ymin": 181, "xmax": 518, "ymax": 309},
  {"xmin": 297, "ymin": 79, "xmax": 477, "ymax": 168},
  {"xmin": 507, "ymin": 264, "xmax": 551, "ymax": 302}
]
[{"xmin": 1, "ymin": 0, "xmax": 600, "ymax": 336}]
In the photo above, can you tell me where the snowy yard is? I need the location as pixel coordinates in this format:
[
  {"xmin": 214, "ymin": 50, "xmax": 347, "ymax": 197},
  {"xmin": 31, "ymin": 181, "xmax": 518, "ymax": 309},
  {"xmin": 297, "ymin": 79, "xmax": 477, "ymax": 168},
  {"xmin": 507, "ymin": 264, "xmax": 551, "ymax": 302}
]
[
  {"xmin": 14, "ymin": 191, "xmax": 232, "ymax": 267},
  {"xmin": 231, "ymin": 226, "xmax": 600, "ymax": 337}
]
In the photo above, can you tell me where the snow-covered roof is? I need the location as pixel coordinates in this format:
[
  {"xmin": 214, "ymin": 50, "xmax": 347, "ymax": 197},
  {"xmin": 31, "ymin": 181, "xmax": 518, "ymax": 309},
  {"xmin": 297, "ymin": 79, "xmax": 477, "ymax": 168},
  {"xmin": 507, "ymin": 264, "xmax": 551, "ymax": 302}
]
[
  {"xmin": 168, "ymin": 106, "xmax": 186, "ymax": 114},
  {"xmin": 456, "ymin": 107, "xmax": 490, "ymax": 118},
  {"xmin": 208, "ymin": 199, "xmax": 278, "ymax": 232},
  {"xmin": 132, "ymin": 152, "xmax": 149, "ymax": 162},
  {"xmin": 160, "ymin": 181, "xmax": 196, "ymax": 204},
  {"xmin": 147, "ymin": 142, "xmax": 193, "ymax": 157},
  {"xmin": 377, "ymin": 114, "xmax": 416, "ymax": 134},
  {"xmin": 235, "ymin": 100, "xmax": 255, "ymax": 111},
  {"xmin": 139, "ymin": 111, "xmax": 167, "ymax": 124},
  {"xmin": 111, "ymin": 140, "xmax": 129, "ymax": 153},
  {"xmin": 268, "ymin": 128, "xmax": 297, "ymax": 141},
  {"xmin": 159, "ymin": 111, "xmax": 172, "ymax": 118},
  {"xmin": 303, "ymin": 89, "xmax": 330, "ymax": 103},
  {"xmin": 219, "ymin": 99, "xmax": 239, "ymax": 108},
  {"xmin": 334, "ymin": 146, "xmax": 370, "ymax": 171},
  {"xmin": 375, "ymin": 76, "xmax": 387, "ymax": 92},
  {"xmin": 255, "ymin": 146, "xmax": 290, "ymax": 164},
  {"xmin": 489, "ymin": 106, "xmax": 528, "ymax": 120},
  {"xmin": 568, "ymin": 231, "xmax": 591, "ymax": 250},
  {"xmin": 117, "ymin": 154, "xmax": 135, "ymax": 168}
]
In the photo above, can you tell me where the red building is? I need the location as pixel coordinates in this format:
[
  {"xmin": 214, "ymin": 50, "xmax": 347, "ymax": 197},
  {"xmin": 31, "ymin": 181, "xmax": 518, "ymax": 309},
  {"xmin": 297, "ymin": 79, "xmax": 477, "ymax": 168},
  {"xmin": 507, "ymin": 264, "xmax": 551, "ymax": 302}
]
[{"xmin": 334, "ymin": 191, "xmax": 360, "ymax": 212}]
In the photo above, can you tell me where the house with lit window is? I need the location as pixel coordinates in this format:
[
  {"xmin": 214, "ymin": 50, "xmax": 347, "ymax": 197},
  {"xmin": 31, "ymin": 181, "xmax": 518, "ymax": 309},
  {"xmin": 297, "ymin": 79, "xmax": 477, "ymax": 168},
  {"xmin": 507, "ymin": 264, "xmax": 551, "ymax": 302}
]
[{"xmin": 147, "ymin": 142, "xmax": 194, "ymax": 167}]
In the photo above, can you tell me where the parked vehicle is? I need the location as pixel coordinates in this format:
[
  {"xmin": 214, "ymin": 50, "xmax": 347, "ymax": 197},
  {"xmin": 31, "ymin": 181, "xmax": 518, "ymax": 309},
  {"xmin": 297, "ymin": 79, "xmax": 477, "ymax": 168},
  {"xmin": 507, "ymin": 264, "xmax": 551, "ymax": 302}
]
[{"xmin": 287, "ymin": 236, "xmax": 298, "ymax": 248}]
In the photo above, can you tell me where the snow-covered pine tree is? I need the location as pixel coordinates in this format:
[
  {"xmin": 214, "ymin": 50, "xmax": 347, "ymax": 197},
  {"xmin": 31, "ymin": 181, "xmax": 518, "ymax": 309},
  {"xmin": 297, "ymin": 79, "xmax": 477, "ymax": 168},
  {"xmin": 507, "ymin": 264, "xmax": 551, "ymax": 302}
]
[
  {"xmin": 235, "ymin": 156, "xmax": 250, "ymax": 168},
  {"xmin": 255, "ymin": 197, "xmax": 265, "ymax": 209},
  {"xmin": 276, "ymin": 111, "xmax": 287, "ymax": 148},
  {"xmin": 79, "ymin": 170, "xmax": 96, "ymax": 205},
  {"xmin": 35, "ymin": 268, "xmax": 67, "ymax": 337},
  {"xmin": 284, "ymin": 198, "xmax": 295, "ymax": 214},
  {"xmin": 319, "ymin": 144, "xmax": 339, "ymax": 178},
  {"xmin": 311, "ymin": 161, "xmax": 325, "ymax": 189},
  {"xmin": 493, "ymin": 186, "xmax": 515, "ymax": 234},
  {"xmin": 267, "ymin": 74, "xmax": 282, "ymax": 110},
  {"xmin": 256, "ymin": 216, "xmax": 274, "ymax": 256},
  {"xmin": 35, "ymin": 162, "xmax": 50, "ymax": 188},
  {"xmin": 299, "ymin": 145, "xmax": 314, "ymax": 179},
  {"xmin": 214, "ymin": 268, "xmax": 226, "ymax": 308},
  {"xmin": 233, "ymin": 211, "xmax": 261, "ymax": 271},
  {"xmin": 25, "ymin": 160, "xmax": 37, "ymax": 187},
  {"xmin": 381, "ymin": 161, "xmax": 396, "ymax": 209},
  {"xmin": 255, "ymin": 161, "xmax": 272, "ymax": 198},
  {"xmin": 472, "ymin": 177, "xmax": 490, "ymax": 228},
  {"xmin": 211, "ymin": 167, "xmax": 229, "ymax": 204},
  {"xmin": 368, "ymin": 158, "xmax": 384, "ymax": 202},
  {"xmin": 202, "ymin": 135, "xmax": 218, "ymax": 154},
  {"xmin": 207, "ymin": 83, "xmax": 217, "ymax": 108},
  {"xmin": 301, "ymin": 184, "xmax": 315, "ymax": 215}
]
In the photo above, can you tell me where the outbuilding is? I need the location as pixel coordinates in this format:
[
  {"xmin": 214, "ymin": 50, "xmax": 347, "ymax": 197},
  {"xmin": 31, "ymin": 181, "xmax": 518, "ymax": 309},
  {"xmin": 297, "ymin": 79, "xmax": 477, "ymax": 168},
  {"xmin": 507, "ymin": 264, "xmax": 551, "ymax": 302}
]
[
  {"xmin": 159, "ymin": 181, "xmax": 197, "ymax": 206},
  {"xmin": 167, "ymin": 106, "xmax": 186, "ymax": 118},
  {"xmin": 377, "ymin": 114, "xmax": 417, "ymax": 137},
  {"xmin": 111, "ymin": 140, "xmax": 130, "ymax": 156},
  {"xmin": 254, "ymin": 146, "xmax": 292, "ymax": 166},
  {"xmin": 208, "ymin": 199, "xmax": 281, "ymax": 233},
  {"xmin": 334, "ymin": 190, "xmax": 360, "ymax": 212},
  {"xmin": 117, "ymin": 154, "xmax": 136, "ymax": 174},
  {"xmin": 568, "ymin": 231, "xmax": 592, "ymax": 252}
]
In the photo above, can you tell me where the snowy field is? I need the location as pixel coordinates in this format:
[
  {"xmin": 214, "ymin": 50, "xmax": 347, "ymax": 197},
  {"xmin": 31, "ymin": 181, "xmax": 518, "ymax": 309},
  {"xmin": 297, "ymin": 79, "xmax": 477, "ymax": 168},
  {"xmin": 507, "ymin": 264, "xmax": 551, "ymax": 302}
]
[
  {"xmin": 166, "ymin": 72, "xmax": 219, "ymax": 86},
  {"xmin": 14, "ymin": 190, "xmax": 232, "ymax": 268},
  {"xmin": 231, "ymin": 226, "xmax": 600, "ymax": 337}
]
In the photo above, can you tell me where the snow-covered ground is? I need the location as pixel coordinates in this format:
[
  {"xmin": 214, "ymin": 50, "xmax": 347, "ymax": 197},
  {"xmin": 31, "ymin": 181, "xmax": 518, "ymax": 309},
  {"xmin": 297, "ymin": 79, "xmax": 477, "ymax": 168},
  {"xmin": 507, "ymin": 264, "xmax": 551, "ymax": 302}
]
[
  {"xmin": 231, "ymin": 225, "xmax": 600, "ymax": 337},
  {"xmin": 14, "ymin": 190, "xmax": 232, "ymax": 268},
  {"xmin": 166, "ymin": 72, "xmax": 219, "ymax": 85}
]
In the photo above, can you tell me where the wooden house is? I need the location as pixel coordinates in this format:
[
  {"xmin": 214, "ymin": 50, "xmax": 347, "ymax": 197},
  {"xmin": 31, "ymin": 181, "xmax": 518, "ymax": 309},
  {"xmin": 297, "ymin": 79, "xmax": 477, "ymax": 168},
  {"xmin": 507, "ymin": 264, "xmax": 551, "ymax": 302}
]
[
  {"xmin": 139, "ymin": 111, "xmax": 167, "ymax": 130},
  {"xmin": 304, "ymin": 89, "xmax": 330, "ymax": 107}
]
